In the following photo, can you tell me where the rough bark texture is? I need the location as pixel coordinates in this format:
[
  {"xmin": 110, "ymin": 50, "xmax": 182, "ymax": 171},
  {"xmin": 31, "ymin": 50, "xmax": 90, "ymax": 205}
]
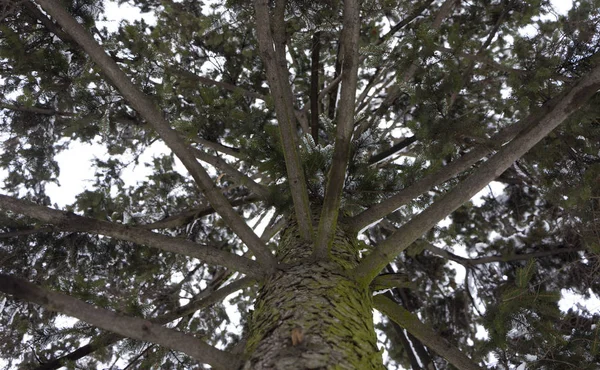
[{"xmin": 242, "ymin": 218, "xmax": 384, "ymax": 369}]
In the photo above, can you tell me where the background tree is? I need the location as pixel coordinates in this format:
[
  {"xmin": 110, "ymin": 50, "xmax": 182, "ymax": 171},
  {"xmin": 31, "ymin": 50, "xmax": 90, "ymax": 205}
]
[{"xmin": 1, "ymin": 0, "xmax": 600, "ymax": 369}]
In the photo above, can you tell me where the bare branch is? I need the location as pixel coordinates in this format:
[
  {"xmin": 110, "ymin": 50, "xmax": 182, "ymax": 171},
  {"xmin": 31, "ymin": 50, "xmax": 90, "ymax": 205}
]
[
  {"xmin": 320, "ymin": 74, "xmax": 344, "ymax": 102},
  {"xmin": 253, "ymin": 0, "xmax": 313, "ymax": 240},
  {"xmin": 33, "ymin": 0, "xmax": 276, "ymax": 269},
  {"xmin": 352, "ymin": 60, "xmax": 600, "ymax": 284},
  {"xmin": 313, "ymin": 0, "xmax": 361, "ymax": 259},
  {"xmin": 354, "ymin": 0, "xmax": 437, "ymax": 114},
  {"xmin": 0, "ymin": 194, "xmax": 263, "ymax": 277},
  {"xmin": 0, "ymin": 274, "xmax": 242, "ymax": 370},
  {"xmin": 34, "ymin": 333, "xmax": 121, "ymax": 370},
  {"xmin": 374, "ymin": 294, "xmax": 482, "ymax": 370}
]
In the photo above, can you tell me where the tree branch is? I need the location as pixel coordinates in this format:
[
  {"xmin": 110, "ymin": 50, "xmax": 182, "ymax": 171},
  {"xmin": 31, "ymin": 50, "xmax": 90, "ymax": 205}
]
[
  {"xmin": 191, "ymin": 147, "xmax": 271, "ymax": 200},
  {"xmin": 192, "ymin": 137, "xmax": 243, "ymax": 159},
  {"xmin": 314, "ymin": 0, "xmax": 361, "ymax": 259},
  {"xmin": 327, "ymin": 44, "xmax": 343, "ymax": 120},
  {"xmin": 392, "ymin": 321, "xmax": 423, "ymax": 370},
  {"xmin": 352, "ymin": 59, "xmax": 600, "ymax": 284},
  {"xmin": 374, "ymin": 294, "xmax": 482, "ymax": 370},
  {"xmin": 0, "ymin": 194, "xmax": 263, "ymax": 277},
  {"xmin": 166, "ymin": 276, "xmax": 255, "ymax": 320},
  {"xmin": 34, "ymin": 0, "xmax": 276, "ymax": 269},
  {"xmin": 368, "ymin": 136, "xmax": 418, "ymax": 165},
  {"xmin": 0, "ymin": 102, "xmax": 75, "ymax": 116},
  {"xmin": 310, "ymin": 31, "xmax": 321, "ymax": 143},
  {"xmin": 378, "ymin": 0, "xmax": 436, "ymax": 45},
  {"xmin": 347, "ymin": 91, "xmax": 570, "ymax": 233},
  {"xmin": 0, "ymin": 274, "xmax": 243, "ymax": 370},
  {"xmin": 33, "ymin": 276, "xmax": 255, "ymax": 370},
  {"xmin": 167, "ymin": 67, "xmax": 266, "ymax": 100},
  {"xmin": 299, "ymin": 73, "xmax": 343, "ymax": 122},
  {"xmin": 354, "ymin": 0, "xmax": 458, "ymax": 137},
  {"xmin": 253, "ymin": 0, "xmax": 313, "ymax": 241},
  {"xmin": 139, "ymin": 196, "xmax": 260, "ymax": 230},
  {"xmin": 0, "ymin": 226, "xmax": 54, "ymax": 238},
  {"xmin": 423, "ymin": 242, "xmax": 583, "ymax": 267}
]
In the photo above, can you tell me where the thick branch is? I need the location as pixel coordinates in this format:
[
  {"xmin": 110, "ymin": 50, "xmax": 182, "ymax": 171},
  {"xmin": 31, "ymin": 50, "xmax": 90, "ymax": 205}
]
[
  {"xmin": 0, "ymin": 274, "xmax": 242, "ymax": 370},
  {"xmin": 353, "ymin": 60, "xmax": 600, "ymax": 284},
  {"xmin": 0, "ymin": 195, "xmax": 263, "ymax": 277},
  {"xmin": 310, "ymin": 31, "xmax": 321, "ymax": 143},
  {"xmin": 314, "ymin": 0, "xmax": 361, "ymax": 259},
  {"xmin": 374, "ymin": 294, "xmax": 482, "ymax": 370},
  {"xmin": 34, "ymin": 0, "xmax": 276, "ymax": 268},
  {"xmin": 348, "ymin": 90, "xmax": 573, "ymax": 233},
  {"xmin": 253, "ymin": 0, "xmax": 313, "ymax": 240},
  {"xmin": 34, "ymin": 277, "xmax": 255, "ymax": 370}
]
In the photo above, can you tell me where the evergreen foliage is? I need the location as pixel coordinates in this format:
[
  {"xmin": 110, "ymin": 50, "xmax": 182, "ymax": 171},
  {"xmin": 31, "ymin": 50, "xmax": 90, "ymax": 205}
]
[{"xmin": 1, "ymin": 0, "xmax": 600, "ymax": 368}]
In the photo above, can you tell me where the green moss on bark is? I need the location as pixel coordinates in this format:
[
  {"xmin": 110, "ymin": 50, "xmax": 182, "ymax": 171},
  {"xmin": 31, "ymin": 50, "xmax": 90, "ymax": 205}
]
[{"xmin": 243, "ymin": 218, "xmax": 384, "ymax": 369}]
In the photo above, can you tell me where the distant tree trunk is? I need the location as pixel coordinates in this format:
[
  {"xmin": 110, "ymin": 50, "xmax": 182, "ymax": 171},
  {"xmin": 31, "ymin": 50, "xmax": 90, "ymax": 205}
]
[{"xmin": 243, "ymin": 217, "xmax": 384, "ymax": 369}]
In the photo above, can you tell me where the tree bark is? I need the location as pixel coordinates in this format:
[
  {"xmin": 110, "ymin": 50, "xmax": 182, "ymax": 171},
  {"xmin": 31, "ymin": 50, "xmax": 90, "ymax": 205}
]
[{"xmin": 242, "ymin": 218, "xmax": 385, "ymax": 369}]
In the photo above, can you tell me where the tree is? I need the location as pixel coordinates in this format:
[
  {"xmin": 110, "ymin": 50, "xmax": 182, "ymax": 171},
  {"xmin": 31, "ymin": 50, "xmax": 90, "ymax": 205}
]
[{"xmin": 1, "ymin": 0, "xmax": 600, "ymax": 368}]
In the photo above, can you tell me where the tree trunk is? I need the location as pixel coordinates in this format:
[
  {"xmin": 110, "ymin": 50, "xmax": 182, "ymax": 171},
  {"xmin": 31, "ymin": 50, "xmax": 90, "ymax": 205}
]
[{"xmin": 243, "ymin": 218, "xmax": 384, "ymax": 369}]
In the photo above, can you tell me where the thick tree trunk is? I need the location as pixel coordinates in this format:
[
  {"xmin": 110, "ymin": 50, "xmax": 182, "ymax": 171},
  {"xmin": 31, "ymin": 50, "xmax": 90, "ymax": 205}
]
[{"xmin": 243, "ymin": 218, "xmax": 384, "ymax": 369}]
